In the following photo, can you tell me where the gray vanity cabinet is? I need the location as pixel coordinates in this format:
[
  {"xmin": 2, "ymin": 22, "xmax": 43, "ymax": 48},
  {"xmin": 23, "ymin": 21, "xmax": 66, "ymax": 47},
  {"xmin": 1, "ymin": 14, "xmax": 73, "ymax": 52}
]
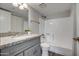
[
  {"xmin": 24, "ymin": 44, "xmax": 41, "ymax": 56},
  {"xmin": 24, "ymin": 46, "xmax": 34, "ymax": 56},
  {"xmin": 16, "ymin": 52, "xmax": 24, "ymax": 56},
  {"xmin": 0, "ymin": 37, "xmax": 41, "ymax": 56},
  {"xmin": 34, "ymin": 45, "xmax": 41, "ymax": 56}
]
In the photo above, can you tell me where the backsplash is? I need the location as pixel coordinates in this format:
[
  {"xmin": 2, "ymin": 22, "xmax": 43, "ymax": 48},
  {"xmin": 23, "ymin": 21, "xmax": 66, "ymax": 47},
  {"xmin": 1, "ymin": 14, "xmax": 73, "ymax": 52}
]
[{"xmin": 0, "ymin": 32, "xmax": 27, "ymax": 37}]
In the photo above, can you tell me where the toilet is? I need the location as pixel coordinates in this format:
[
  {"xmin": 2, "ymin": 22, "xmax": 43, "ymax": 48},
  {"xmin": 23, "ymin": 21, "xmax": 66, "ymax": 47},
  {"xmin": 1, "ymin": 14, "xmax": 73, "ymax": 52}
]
[
  {"xmin": 40, "ymin": 34, "xmax": 51, "ymax": 56},
  {"xmin": 41, "ymin": 43, "xmax": 49, "ymax": 56}
]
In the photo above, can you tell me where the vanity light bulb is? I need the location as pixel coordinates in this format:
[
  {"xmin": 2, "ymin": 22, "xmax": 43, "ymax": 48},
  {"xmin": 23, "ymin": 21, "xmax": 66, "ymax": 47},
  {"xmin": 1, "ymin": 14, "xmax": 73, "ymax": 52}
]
[
  {"xmin": 22, "ymin": 3, "xmax": 28, "ymax": 8},
  {"xmin": 12, "ymin": 3, "xmax": 18, "ymax": 7},
  {"xmin": 19, "ymin": 5, "xmax": 24, "ymax": 10}
]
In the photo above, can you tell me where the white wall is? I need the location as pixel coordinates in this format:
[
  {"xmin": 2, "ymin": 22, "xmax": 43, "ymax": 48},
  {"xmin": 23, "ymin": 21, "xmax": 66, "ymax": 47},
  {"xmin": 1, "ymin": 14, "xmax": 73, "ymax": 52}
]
[
  {"xmin": 0, "ymin": 9, "xmax": 11, "ymax": 33},
  {"xmin": 76, "ymin": 3, "xmax": 79, "ymax": 37},
  {"xmin": 39, "ymin": 18, "xmax": 45, "ymax": 34},
  {"xmin": 70, "ymin": 3, "xmax": 79, "ymax": 56},
  {"xmin": 70, "ymin": 4, "xmax": 77, "ymax": 56}
]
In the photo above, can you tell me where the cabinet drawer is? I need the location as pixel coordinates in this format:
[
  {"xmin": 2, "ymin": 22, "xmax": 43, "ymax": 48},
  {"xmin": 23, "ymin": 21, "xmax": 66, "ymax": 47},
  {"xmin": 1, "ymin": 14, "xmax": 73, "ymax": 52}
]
[{"xmin": 32, "ymin": 44, "xmax": 41, "ymax": 56}]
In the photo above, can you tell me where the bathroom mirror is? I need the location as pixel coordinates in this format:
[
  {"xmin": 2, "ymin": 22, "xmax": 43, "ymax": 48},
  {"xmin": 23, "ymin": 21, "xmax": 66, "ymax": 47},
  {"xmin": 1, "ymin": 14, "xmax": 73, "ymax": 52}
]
[
  {"xmin": 0, "ymin": 3, "xmax": 29, "ymax": 36},
  {"xmin": 0, "ymin": 3, "xmax": 42, "ymax": 37}
]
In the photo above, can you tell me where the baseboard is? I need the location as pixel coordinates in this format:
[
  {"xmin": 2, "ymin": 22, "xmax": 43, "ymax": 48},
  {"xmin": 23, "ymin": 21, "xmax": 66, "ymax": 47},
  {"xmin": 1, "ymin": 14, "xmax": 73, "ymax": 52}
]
[{"xmin": 49, "ymin": 46, "xmax": 73, "ymax": 56}]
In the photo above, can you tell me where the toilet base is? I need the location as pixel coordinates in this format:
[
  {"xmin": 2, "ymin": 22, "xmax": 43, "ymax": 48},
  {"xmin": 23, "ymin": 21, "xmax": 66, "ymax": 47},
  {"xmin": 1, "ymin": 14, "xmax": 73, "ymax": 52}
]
[
  {"xmin": 41, "ymin": 47, "xmax": 49, "ymax": 56},
  {"xmin": 40, "ymin": 43, "xmax": 49, "ymax": 56}
]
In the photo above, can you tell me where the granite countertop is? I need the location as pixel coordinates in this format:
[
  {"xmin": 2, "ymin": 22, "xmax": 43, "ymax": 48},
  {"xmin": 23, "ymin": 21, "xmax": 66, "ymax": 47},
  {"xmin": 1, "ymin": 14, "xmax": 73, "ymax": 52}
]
[{"xmin": 0, "ymin": 34, "xmax": 41, "ymax": 49}]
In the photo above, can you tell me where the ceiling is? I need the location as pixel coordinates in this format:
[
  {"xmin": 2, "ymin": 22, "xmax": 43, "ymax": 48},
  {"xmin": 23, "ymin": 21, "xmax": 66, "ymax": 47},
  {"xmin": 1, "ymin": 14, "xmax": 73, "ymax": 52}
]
[
  {"xmin": 0, "ymin": 3, "xmax": 73, "ymax": 19},
  {"xmin": 29, "ymin": 3, "xmax": 73, "ymax": 19}
]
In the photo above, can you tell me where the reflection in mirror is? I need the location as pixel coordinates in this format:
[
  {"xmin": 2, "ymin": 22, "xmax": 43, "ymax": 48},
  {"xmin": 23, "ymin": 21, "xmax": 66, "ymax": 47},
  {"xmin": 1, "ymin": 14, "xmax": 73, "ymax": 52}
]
[{"xmin": 0, "ymin": 3, "xmax": 29, "ymax": 37}]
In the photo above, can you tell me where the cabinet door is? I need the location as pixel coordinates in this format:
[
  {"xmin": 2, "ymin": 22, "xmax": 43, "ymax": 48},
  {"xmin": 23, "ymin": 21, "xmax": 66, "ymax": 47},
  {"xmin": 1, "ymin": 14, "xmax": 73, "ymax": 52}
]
[
  {"xmin": 32, "ymin": 45, "xmax": 41, "ymax": 56},
  {"xmin": 16, "ymin": 52, "xmax": 24, "ymax": 56},
  {"xmin": 24, "ymin": 44, "xmax": 41, "ymax": 56},
  {"xmin": 24, "ymin": 47, "xmax": 34, "ymax": 56}
]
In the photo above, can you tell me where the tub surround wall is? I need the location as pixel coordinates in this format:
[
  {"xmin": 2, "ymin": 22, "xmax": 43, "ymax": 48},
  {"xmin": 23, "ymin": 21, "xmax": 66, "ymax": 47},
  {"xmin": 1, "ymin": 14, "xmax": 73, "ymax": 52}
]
[
  {"xmin": 43, "ymin": 4, "xmax": 75, "ymax": 55},
  {"xmin": 45, "ymin": 17, "xmax": 73, "ymax": 49},
  {"xmin": 45, "ymin": 17, "xmax": 73, "ymax": 55}
]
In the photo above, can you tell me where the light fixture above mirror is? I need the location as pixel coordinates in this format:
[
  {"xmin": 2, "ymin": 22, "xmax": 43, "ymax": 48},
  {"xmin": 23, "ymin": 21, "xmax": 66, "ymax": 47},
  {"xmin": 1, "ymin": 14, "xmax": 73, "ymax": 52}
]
[{"xmin": 12, "ymin": 3, "xmax": 28, "ymax": 10}]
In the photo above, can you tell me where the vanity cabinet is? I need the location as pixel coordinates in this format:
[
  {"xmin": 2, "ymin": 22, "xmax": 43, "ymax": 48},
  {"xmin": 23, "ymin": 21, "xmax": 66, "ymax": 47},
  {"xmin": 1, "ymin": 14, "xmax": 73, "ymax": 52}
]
[
  {"xmin": 24, "ymin": 44, "xmax": 41, "ymax": 56},
  {"xmin": 0, "ymin": 37, "xmax": 41, "ymax": 56}
]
